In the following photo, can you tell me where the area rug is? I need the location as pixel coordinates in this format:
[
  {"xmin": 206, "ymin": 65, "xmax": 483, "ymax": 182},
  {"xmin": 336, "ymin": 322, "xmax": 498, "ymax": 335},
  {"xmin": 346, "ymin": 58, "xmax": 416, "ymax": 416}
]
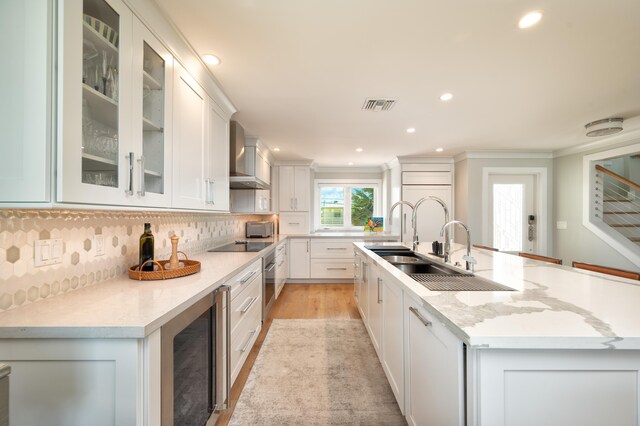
[{"xmin": 229, "ymin": 319, "xmax": 405, "ymax": 425}]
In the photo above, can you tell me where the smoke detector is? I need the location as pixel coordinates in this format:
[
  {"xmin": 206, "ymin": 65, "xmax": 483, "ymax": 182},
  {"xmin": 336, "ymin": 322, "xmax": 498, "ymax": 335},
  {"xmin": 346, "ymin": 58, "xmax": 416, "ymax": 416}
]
[
  {"xmin": 585, "ymin": 118, "xmax": 624, "ymax": 137},
  {"xmin": 362, "ymin": 98, "xmax": 397, "ymax": 112}
]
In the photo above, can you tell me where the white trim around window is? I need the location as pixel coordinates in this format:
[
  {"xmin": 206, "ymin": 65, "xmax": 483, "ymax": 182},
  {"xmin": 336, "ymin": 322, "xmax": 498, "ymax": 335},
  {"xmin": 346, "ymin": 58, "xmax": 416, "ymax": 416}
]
[{"xmin": 314, "ymin": 179, "xmax": 382, "ymax": 231}]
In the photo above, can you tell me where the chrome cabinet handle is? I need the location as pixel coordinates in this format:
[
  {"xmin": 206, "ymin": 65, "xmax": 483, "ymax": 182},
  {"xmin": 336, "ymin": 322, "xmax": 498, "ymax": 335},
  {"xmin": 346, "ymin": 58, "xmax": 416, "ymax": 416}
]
[
  {"xmin": 377, "ymin": 277, "xmax": 382, "ymax": 303},
  {"xmin": 307, "ymin": 240, "xmax": 310, "ymax": 252},
  {"xmin": 290, "ymin": 198, "xmax": 294, "ymax": 210},
  {"xmin": 278, "ymin": 260, "xmax": 285, "ymax": 267},
  {"xmin": 137, "ymin": 155, "xmax": 145, "ymax": 196},
  {"xmin": 289, "ymin": 222, "xmax": 300, "ymax": 225},
  {"xmin": 265, "ymin": 262, "xmax": 276, "ymax": 272},
  {"xmin": 241, "ymin": 327, "xmax": 259, "ymax": 353},
  {"xmin": 204, "ymin": 178, "xmax": 211, "ymax": 204},
  {"xmin": 327, "ymin": 267, "xmax": 347, "ymax": 271},
  {"xmin": 125, "ymin": 152, "xmax": 134, "ymax": 195},
  {"xmin": 240, "ymin": 296, "xmax": 258, "ymax": 313},
  {"xmin": 409, "ymin": 306, "xmax": 432, "ymax": 327},
  {"xmin": 362, "ymin": 262, "xmax": 367, "ymax": 281},
  {"xmin": 326, "ymin": 247, "xmax": 347, "ymax": 251},
  {"xmin": 240, "ymin": 270, "xmax": 257, "ymax": 284},
  {"xmin": 294, "ymin": 197, "xmax": 298, "ymax": 210}
]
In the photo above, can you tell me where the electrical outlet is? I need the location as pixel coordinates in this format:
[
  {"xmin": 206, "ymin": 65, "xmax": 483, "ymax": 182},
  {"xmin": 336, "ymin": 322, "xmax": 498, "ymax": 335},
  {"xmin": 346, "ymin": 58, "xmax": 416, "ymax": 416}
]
[
  {"xmin": 35, "ymin": 239, "xmax": 63, "ymax": 267},
  {"xmin": 94, "ymin": 235, "xmax": 105, "ymax": 256}
]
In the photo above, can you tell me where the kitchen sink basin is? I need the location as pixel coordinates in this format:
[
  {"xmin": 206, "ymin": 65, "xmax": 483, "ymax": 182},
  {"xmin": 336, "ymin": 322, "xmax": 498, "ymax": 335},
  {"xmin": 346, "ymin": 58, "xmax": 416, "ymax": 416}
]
[
  {"xmin": 381, "ymin": 255, "xmax": 424, "ymax": 264},
  {"xmin": 391, "ymin": 262, "xmax": 461, "ymax": 275}
]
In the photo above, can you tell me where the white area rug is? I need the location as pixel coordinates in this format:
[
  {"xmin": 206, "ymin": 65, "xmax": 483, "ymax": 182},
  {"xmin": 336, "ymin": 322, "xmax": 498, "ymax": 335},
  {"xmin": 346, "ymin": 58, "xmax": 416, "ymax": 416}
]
[{"xmin": 229, "ymin": 319, "xmax": 405, "ymax": 425}]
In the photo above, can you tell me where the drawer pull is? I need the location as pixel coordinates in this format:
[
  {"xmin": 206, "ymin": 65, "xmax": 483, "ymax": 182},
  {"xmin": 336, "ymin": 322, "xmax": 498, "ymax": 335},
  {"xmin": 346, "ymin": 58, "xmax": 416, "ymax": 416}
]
[
  {"xmin": 289, "ymin": 222, "xmax": 300, "ymax": 225},
  {"xmin": 409, "ymin": 306, "xmax": 432, "ymax": 327},
  {"xmin": 326, "ymin": 247, "xmax": 347, "ymax": 250},
  {"xmin": 327, "ymin": 267, "xmax": 347, "ymax": 271},
  {"xmin": 241, "ymin": 327, "xmax": 259, "ymax": 353},
  {"xmin": 240, "ymin": 270, "xmax": 257, "ymax": 284},
  {"xmin": 240, "ymin": 296, "xmax": 258, "ymax": 313},
  {"xmin": 278, "ymin": 260, "xmax": 285, "ymax": 268}
]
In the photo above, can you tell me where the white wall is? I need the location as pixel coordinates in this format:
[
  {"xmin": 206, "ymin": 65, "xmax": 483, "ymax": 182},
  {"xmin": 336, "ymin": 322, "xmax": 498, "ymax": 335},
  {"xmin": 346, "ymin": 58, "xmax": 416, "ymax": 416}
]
[{"xmin": 554, "ymin": 143, "xmax": 639, "ymax": 270}]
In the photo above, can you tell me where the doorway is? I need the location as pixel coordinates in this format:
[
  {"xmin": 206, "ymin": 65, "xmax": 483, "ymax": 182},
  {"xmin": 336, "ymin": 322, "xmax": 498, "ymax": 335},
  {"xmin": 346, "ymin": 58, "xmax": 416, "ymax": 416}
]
[{"xmin": 482, "ymin": 168, "xmax": 548, "ymax": 255}]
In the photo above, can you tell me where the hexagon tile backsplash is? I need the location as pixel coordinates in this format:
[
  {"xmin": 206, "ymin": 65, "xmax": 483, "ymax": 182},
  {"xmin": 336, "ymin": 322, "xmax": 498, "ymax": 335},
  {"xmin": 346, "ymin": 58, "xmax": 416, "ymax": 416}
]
[{"xmin": 0, "ymin": 209, "xmax": 275, "ymax": 312}]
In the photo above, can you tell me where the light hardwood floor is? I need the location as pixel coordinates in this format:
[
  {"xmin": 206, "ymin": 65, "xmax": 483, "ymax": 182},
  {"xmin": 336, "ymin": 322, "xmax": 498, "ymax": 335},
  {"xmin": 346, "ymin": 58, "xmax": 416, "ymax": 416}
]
[{"xmin": 215, "ymin": 283, "xmax": 360, "ymax": 425}]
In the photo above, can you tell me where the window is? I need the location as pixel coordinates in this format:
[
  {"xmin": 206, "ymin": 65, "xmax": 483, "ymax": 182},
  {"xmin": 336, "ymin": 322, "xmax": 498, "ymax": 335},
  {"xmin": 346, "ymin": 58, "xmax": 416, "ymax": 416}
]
[{"xmin": 315, "ymin": 180, "xmax": 381, "ymax": 230}]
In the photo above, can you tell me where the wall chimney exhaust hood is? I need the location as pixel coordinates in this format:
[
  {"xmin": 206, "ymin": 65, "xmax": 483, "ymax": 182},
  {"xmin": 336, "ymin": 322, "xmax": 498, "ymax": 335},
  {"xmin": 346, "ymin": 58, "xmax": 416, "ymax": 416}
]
[{"xmin": 229, "ymin": 121, "xmax": 271, "ymax": 190}]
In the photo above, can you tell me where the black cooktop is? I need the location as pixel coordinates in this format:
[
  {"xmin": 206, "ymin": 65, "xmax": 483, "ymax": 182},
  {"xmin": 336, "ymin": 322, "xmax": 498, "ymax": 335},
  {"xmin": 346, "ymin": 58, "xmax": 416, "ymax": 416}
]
[{"xmin": 208, "ymin": 240, "xmax": 273, "ymax": 253}]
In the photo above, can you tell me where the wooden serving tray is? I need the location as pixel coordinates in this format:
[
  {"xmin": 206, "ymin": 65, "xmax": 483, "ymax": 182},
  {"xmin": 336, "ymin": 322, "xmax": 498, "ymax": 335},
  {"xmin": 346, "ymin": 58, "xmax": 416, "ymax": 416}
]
[{"xmin": 128, "ymin": 252, "xmax": 201, "ymax": 281}]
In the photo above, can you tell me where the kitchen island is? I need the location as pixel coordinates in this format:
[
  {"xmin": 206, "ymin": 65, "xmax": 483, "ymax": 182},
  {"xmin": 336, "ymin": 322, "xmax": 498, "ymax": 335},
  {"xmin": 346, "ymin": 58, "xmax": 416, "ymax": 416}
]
[{"xmin": 355, "ymin": 241, "xmax": 640, "ymax": 426}]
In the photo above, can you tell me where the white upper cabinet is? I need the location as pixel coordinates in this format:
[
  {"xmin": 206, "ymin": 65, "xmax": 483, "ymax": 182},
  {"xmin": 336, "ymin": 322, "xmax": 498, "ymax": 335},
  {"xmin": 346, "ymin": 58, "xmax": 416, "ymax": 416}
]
[
  {"xmin": 205, "ymin": 98, "xmax": 230, "ymax": 211},
  {"xmin": 0, "ymin": 0, "xmax": 52, "ymax": 203},
  {"xmin": 132, "ymin": 20, "xmax": 173, "ymax": 207},
  {"xmin": 172, "ymin": 62, "xmax": 207, "ymax": 210},
  {"xmin": 58, "ymin": 0, "xmax": 135, "ymax": 205},
  {"xmin": 279, "ymin": 166, "xmax": 310, "ymax": 212}
]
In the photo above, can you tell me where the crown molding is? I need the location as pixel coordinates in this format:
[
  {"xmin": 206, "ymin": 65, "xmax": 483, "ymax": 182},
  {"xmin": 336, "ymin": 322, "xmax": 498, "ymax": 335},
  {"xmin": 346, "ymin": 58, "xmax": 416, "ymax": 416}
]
[
  {"xmin": 454, "ymin": 151, "xmax": 553, "ymax": 162},
  {"xmin": 272, "ymin": 159, "xmax": 314, "ymax": 167},
  {"xmin": 396, "ymin": 156, "xmax": 455, "ymax": 164},
  {"xmin": 313, "ymin": 166, "xmax": 384, "ymax": 174},
  {"xmin": 553, "ymin": 128, "xmax": 640, "ymax": 158}
]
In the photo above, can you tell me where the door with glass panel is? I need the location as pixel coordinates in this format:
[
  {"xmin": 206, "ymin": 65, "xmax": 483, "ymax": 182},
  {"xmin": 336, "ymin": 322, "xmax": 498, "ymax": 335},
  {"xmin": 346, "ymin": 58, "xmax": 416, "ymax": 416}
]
[
  {"xmin": 58, "ymin": 0, "xmax": 133, "ymax": 205},
  {"xmin": 488, "ymin": 174, "xmax": 537, "ymax": 253},
  {"xmin": 132, "ymin": 20, "xmax": 172, "ymax": 207}
]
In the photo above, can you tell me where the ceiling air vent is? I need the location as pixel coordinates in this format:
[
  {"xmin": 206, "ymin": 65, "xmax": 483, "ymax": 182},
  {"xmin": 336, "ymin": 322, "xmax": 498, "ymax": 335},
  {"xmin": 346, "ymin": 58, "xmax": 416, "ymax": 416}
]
[{"xmin": 362, "ymin": 98, "xmax": 397, "ymax": 112}]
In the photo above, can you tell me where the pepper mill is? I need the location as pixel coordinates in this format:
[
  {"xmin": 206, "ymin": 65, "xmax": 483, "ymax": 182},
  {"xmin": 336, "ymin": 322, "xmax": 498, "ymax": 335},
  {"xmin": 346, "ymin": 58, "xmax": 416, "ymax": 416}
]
[{"xmin": 169, "ymin": 235, "xmax": 180, "ymax": 269}]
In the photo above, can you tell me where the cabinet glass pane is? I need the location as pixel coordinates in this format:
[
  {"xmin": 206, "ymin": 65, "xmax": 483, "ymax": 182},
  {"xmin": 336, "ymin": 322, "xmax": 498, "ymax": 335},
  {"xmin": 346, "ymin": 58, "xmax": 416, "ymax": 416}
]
[
  {"xmin": 81, "ymin": 0, "xmax": 120, "ymax": 188},
  {"xmin": 142, "ymin": 42, "xmax": 165, "ymax": 194}
]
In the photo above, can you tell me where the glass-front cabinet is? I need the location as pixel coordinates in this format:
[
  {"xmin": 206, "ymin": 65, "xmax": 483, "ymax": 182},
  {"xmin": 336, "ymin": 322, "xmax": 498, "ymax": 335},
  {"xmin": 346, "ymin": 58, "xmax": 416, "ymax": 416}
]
[{"xmin": 58, "ymin": 0, "xmax": 172, "ymax": 207}]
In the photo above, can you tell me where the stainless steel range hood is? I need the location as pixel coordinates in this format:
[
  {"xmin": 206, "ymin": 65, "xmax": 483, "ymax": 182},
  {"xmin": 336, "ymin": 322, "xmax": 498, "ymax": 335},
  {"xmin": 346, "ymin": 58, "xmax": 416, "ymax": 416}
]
[{"xmin": 229, "ymin": 121, "xmax": 270, "ymax": 190}]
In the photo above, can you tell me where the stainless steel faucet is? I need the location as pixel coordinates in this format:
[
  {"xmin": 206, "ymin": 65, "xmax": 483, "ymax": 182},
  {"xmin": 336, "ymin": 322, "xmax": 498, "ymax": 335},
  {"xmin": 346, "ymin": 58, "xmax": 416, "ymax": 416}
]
[
  {"xmin": 440, "ymin": 220, "xmax": 477, "ymax": 272},
  {"xmin": 388, "ymin": 201, "xmax": 417, "ymax": 250},
  {"xmin": 413, "ymin": 196, "xmax": 451, "ymax": 256}
]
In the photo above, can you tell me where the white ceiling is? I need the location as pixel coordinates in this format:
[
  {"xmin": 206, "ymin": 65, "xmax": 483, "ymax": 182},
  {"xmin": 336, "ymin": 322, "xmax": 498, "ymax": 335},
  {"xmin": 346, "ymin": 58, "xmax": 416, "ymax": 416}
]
[{"xmin": 155, "ymin": 0, "xmax": 640, "ymax": 166}]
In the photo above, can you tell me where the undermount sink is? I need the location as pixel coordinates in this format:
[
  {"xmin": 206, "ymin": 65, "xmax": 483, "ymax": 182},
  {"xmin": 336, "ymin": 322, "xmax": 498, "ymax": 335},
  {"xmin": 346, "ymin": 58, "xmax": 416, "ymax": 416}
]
[
  {"xmin": 391, "ymin": 262, "xmax": 461, "ymax": 275},
  {"xmin": 369, "ymin": 247, "xmax": 514, "ymax": 291}
]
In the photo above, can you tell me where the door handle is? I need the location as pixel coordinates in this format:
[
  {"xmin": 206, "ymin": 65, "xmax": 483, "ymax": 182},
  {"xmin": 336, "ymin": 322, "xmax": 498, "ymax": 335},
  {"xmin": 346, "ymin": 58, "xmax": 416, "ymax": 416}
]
[
  {"xmin": 240, "ymin": 296, "xmax": 258, "ymax": 314},
  {"xmin": 137, "ymin": 155, "xmax": 145, "ymax": 196},
  {"xmin": 240, "ymin": 270, "xmax": 257, "ymax": 284},
  {"xmin": 326, "ymin": 247, "xmax": 347, "ymax": 251},
  {"xmin": 327, "ymin": 267, "xmax": 347, "ymax": 271},
  {"xmin": 125, "ymin": 152, "xmax": 134, "ymax": 195},
  {"xmin": 377, "ymin": 277, "xmax": 382, "ymax": 303},
  {"xmin": 240, "ymin": 327, "xmax": 259, "ymax": 353},
  {"xmin": 409, "ymin": 306, "xmax": 432, "ymax": 327}
]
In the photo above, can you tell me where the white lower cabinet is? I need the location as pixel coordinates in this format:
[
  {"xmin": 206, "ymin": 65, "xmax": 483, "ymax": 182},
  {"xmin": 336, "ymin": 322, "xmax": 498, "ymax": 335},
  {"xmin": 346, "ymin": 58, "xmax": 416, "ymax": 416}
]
[
  {"xmin": 381, "ymin": 273, "xmax": 405, "ymax": 412},
  {"xmin": 310, "ymin": 258, "xmax": 354, "ymax": 279},
  {"xmin": 404, "ymin": 293, "xmax": 465, "ymax": 426},
  {"xmin": 288, "ymin": 238, "xmax": 310, "ymax": 279},
  {"xmin": 275, "ymin": 241, "xmax": 288, "ymax": 298},
  {"xmin": 366, "ymin": 262, "xmax": 383, "ymax": 355},
  {"xmin": 359, "ymin": 258, "xmax": 370, "ymax": 324}
]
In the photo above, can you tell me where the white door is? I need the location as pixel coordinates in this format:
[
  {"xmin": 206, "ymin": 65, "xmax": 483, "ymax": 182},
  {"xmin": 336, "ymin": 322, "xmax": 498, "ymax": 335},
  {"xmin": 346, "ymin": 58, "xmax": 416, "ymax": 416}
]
[
  {"xmin": 488, "ymin": 174, "xmax": 536, "ymax": 253},
  {"xmin": 367, "ymin": 263, "xmax": 382, "ymax": 355},
  {"xmin": 293, "ymin": 167, "xmax": 310, "ymax": 211},
  {"xmin": 205, "ymin": 97, "xmax": 230, "ymax": 211},
  {"xmin": 401, "ymin": 185, "xmax": 452, "ymax": 245},
  {"xmin": 382, "ymin": 276, "xmax": 405, "ymax": 411},
  {"xmin": 288, "ymin": 239, "xmax": 310, "ymax": 278},
  {"xmin": 172, "ymin": 62, "xmax": 206, "ymax": 210},
  {"xmin": 278, "ymin": 166, "xmax": 295, "ymax": 211}
]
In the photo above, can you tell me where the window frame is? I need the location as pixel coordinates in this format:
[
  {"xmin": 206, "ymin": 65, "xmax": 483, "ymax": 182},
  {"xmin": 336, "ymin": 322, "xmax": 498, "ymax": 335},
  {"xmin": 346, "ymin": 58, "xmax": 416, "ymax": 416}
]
[{"xmin": 314, "ymin": 179, "xmax": 382, "ymax": 231}]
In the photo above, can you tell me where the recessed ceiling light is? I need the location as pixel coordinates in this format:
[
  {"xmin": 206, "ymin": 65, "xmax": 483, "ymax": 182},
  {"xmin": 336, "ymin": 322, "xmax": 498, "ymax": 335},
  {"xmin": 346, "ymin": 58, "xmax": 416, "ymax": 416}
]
[
  {"xmin": 440, "ymin": 93, "xmax": 453, "ymax": 102},
  {"xmin": 273, "ymin": 148, "xmax": 280, "ymax": 152},
  {"xmin": 518, "ymin": 11, "xmax": 543, "ymax": 29},
  {"xmin": 436, "ymin": 148, "xmax": 444, "ymax": 152},
  {"xmin": 348, "ymin": 162, "xmax": 354, "ymax": 166},
  {"xmin": 406, "ymin": 128, "xmax": 416, "ymax": 133},
  {"xmin": 356, "ymin": 148, "xmax": 363, "ymax": 152},
  {"xmin": 202, "ymin": 54, "xmax": 221, "ymax": 65}
]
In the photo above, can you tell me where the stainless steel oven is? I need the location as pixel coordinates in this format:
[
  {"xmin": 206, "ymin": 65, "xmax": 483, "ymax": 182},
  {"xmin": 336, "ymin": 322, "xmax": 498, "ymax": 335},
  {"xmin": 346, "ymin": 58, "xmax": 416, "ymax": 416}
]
[
  {"xmin": 161, "ymin": 285, "xmax": 230, "ymax": 426},
  {"xmin": 263, "ymin": 251, "xmax": 276, "ymax": 321}
]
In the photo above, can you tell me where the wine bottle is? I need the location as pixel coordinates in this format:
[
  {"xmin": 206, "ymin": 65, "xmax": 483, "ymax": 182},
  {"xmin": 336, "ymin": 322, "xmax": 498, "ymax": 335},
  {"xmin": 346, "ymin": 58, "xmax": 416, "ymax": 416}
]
[{"xmin": 139, "ymin": 223, "xmax": 155, "ymax": 272}]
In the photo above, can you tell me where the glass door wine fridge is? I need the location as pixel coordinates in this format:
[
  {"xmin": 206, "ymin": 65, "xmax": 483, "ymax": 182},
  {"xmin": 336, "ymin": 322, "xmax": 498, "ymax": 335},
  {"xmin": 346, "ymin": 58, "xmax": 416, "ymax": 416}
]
[{"xmin": 161, "ymin": 286, "xmax": 230, "ymax": 425}]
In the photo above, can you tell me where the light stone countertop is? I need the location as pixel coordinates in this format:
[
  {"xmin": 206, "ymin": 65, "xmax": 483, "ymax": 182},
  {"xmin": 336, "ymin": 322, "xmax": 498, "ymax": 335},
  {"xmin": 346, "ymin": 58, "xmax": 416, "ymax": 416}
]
[
  {"xmin": 285, "ymin": 232, "xmax": 399, "ymax": 239},
  {"xmin": 357, "ymin": 241, "xmax": 640, "ymax": 350},
  {"xmin": 0, "ymin": 236, "xmax": 288, "ymax": 339}
]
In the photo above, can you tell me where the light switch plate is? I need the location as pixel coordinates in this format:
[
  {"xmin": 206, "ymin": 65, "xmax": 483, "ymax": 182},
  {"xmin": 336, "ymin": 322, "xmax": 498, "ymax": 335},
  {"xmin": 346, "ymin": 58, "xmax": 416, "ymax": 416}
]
[
  {"xmin": 35, "ymin": 239, "xmax": 63, "ymax": 267},
  {"xmin": 556, "ymin": 221, "xmax": 568, "ymax": 230},
  {"xmin": 94, "ymin": 235, "xmax": 105, "ymax": 256}
]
